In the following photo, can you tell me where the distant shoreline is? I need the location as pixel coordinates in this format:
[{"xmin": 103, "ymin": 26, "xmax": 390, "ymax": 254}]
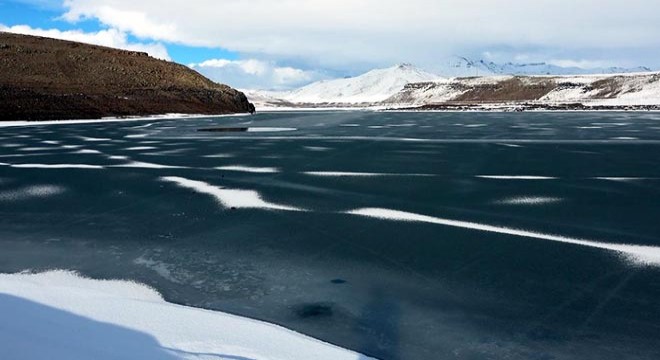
[
  {"xmin": 254, "ymin": 105, "xmax": 660, "ymax": 113},
  {"xmin": 3, "ymin": 107, "xmax": 659, "ymax": 126},
  {"xmin": 393, "ymin": 103, "xmax": 660, "ymax": 112}
]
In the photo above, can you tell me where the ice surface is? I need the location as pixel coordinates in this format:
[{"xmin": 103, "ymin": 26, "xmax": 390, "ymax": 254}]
[
  {"xmin": 112, "ymin": 161, "xmax": 188, "ymax": 169},
  {"xmin": 79, "ymin": 136, "xmax": 112, "ymax": 142},
  {"xmin": 303, "ymin": 146, "xmax": 332, "ymax": 151},
  {"xmin": 495, "ymin": 196, "xmax": 564, "ymax": 205},
  {"xmin": 72, "ymin": 149, "xmax": 103, "ymax": 155},
  {"xmin": 216, "ymin": 165, "xmax": 280, "ymax": 174},
  {"xmin": 0, "ymin": 185, "xmax": 66, "ymax": 201},
  {"xmin": 594, "ymin": 177, "xmax": 652, "ymax": 182},
  {"xmin": 3, "ymin": 163, "xmax": 105, "ymax": 169},
  {"xmin": 303, "ymin": 171, "xmax": 434, "ymax": 177},
  {"xmin": 346, "ymin": 208, "xmax": 660, "ymax": 266},
  {"xmin": 161, "ymin": 176, "xmax": 304, "ymax": 211},
  {"xmin": 203, "ymin": 153, "xmax": 235, "ymax": 158},
  {"xmin": 247, "ymin": 127, "xmax": 298, "ymax": 132},
  {"xmin": 125, "ymin": 146, "xmax": 158, "ymax": 151},
  {"xmin": 477, "ymin": 175, "xmax": 558, "ymax": 180}
]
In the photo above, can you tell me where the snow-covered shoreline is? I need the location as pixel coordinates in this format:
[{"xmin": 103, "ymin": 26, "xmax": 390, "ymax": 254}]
[
  {"xmin": 0, "ymin": 113, "xmax": 251, "ymax": 128},
  {"xmin": 254, "ymin": 106, "xmax": 660, "ymax": 113},
  {"xmin": 0, "ymin": 271, "xmax": 372, "ymax": 360}
]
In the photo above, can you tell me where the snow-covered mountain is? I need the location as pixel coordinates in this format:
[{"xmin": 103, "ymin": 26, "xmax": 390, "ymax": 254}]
[
  {"xmin": 384, "ymin": 72, "xmax": 660, "ymax": 107},
  {"xmin": 240, "ymin": 89, "xmax": 297, "ymax": 109},
  {"xmin": 436, "ymin": 56, "xmax": 653, "ymax": 78},
  {"xmin": 271, "ymin": 64, "xmax": 440, "ymax": 105},
  {"xmin": 244, "ymin": 61, "xmax": 658, "ymax": 109}
]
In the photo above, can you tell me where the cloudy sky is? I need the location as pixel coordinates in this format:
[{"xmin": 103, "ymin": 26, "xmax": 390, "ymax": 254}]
[{"xmin": 2, "ymin": 0, "xmax": 659, "ymax": 89}]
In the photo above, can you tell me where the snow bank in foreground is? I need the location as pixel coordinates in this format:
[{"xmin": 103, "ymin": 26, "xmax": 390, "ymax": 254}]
[{"xmin": 0, "ymin": 271, "xmax": 371, "ymax": 360}]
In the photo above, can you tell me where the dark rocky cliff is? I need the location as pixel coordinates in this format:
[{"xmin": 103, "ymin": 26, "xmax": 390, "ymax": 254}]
[{"xmin": 0, "ymin": 32, "xmax": 255, "ymax": 121}]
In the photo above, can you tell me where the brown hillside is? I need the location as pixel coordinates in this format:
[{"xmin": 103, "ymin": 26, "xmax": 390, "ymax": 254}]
[
  {"xmin": 453, "ymin": 77, "xmax": 556, "ymax": 102},
  {"xmin": 0, "ymin": 32, "xmax": 255, "ymax": 121}
]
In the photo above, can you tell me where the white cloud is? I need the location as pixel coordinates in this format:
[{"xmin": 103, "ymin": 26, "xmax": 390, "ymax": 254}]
[
  {"xmin": 189, "ymin": 59, "xmax": 325, "ymax": 90},
  {"xmin": 0, "ymin": 24, "xmax": 170, "ymax": 60},
  {"xmin": 58, "ymin": 0, "xmax": 660, "ymax": 70},
  {"xmin": 62, "ymin": 4, "xmax": 178, "ymax": 41}
]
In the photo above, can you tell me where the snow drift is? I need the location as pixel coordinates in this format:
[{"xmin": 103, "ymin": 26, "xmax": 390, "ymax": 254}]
[{"xmin": 0, "ymin": 271, "xmax": 372, "ymax": 360}]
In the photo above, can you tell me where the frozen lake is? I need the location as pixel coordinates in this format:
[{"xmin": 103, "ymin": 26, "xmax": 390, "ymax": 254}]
[{"xmin": 2, "ymin": 111, "xmax": 660, "ymax": 360}]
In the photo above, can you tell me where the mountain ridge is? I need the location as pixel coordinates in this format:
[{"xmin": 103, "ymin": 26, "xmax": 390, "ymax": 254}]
[
  {"xmin": 246, "ymin": 61, "xmax": 657, "ymax": 108},
  {"xmin": 246, "ymin": 63, "xmax": 660, "ymax": 109},
  {"xmin": 439, "ymin": 56, "xmax": 653, "ymax": 77}
]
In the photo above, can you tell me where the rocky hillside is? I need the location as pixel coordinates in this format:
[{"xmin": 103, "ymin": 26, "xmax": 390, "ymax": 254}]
[
  {"xmin": 385, "ymin": 73, "xmax": 660, "ymax": 107},
  {"xmin": 0, "ymin": 32, "xmax": 255, "ymax": 121}
]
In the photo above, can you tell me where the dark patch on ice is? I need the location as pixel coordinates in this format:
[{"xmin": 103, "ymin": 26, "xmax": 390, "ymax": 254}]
[
  {"xmin": 294, "ymin": 302, "xmax": 334, "ymax": 319},
  {"xmin": 331, "ymin": 278, "xmax": 347, "ymax": 284},
  {"xmin": 526, "ymin": 327, "xmax": 570, "ymax": 342}
]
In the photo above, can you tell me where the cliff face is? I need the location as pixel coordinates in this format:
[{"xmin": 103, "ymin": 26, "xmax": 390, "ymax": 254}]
[{"xmin": 0, "ymin": 32, "xmax": 255, "ymax": 121}]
